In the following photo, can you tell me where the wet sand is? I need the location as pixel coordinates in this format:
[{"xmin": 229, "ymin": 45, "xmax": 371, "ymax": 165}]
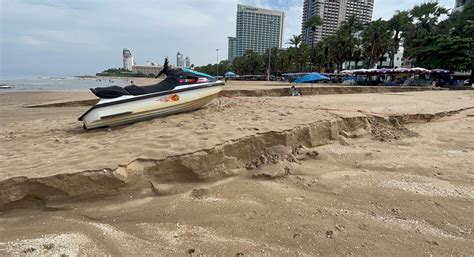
[{"xmin": 0, "ymin": 89, "xmax": 473, "ymax": 255}]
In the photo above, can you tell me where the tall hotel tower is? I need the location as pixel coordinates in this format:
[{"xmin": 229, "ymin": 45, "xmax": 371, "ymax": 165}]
[
  {"xmin": 228, "ymin": 4, "xmax": 284, "ymax": 62},
  {"xmin": 176, "ymin": 52, "xmax": 185, "ymax": 67},
  {"xmin": 122, "ymin": 48, "xmax": 134, "ymax": 71},
  {"xmin": 302, "ymin": 0, "xmax": 374, "ymax": 45}
]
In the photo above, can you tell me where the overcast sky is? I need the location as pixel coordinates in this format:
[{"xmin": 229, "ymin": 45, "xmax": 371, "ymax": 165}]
[{"xmin": 0, "ymin": 0, "xmax": 455, "ymax": 78}]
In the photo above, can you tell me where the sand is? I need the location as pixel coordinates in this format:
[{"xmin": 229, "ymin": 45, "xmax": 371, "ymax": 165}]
[{"xmin": 0, "ymin": 88, "xmax": 473, "ymax": 255}]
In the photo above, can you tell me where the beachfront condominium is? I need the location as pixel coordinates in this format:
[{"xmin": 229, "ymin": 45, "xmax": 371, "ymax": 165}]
[
  {"xmin": 185, "ymin": 56, "xmax": 191, "ymax": 68},
  {"xmin": 123, "ymin": 48, "xmax": 134, "ymax": 71},
  {"xmin": 302, "ymin": 0, "xmax": 374, "ymax": 45},
  {"xmin": 176, "ymin": 52, "xmax": 185, "ymax": 67},
  {"xmin": 228, "ymin": 37, "xmax": 237, "ymax": 62},
  {"xmin": 346, "ymin": 0, "xmax": 373, "ymax": 24},
  {"xmin": 228, "ymin": 4, "xmax": 284, "ymax": 61},
  {"xmin": 453, "ymin": 0, "xmax": 470, "ymax": 12}
]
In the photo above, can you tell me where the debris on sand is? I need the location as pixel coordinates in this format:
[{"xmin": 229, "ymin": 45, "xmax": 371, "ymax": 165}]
[
  {"xmin": 191, "ymin": 188, "xmax": 210, "ymax": 199},
  {"xmin": 245, "ymin": 146, "xmax": 298, "ymax": 170},
  {"xmin": 368, "ymin": 117, "xmax": 418, "ymax": 142},
  {"xmin": 252, "ymin": 166, "xmax": 292, "ymax": 180},
  {"xmin": 293, "ymin": 145, "xmax": 320, "ymax": 160}
]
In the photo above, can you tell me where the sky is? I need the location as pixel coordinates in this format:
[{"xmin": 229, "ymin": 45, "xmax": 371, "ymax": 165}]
[{"xmin": 0, "ymin": 0, "xmax": 455, "ymax": 78}]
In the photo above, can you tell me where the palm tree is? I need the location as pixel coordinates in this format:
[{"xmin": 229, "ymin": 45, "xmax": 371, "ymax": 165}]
[
  {"xmin": 314, "ymin": 38, "xmax": 336, "ymax": 72},
  {"xmin": 326, "ymin": 34, "xmax": 351, "ymax": 72},
  {"xmin": 362, "ymin": 19, "xmax": 392, "ymax": 68},
  {"xmin": 410, "ymin": 2, "xmax": 448, "ymax": 33},
  {"xmin": 441, "ymin": 0, "xmax": 474, "ymax": 37},
  {"xmin": 352, "ymin": 46, "xmax": 363, "ymax": 69},
  {"xmin": 388, "ymin": 11, "xmax": 412, "ymax": 67},
  {"xmin": 304, "ymin": 15, "xmax": 323, "ymax": 47},
  {"xmin": 286, "ymin": 35, "xmax": 302, "ymax": 48},
  {"xmin": 338, "ymin": 16, "xmax": 363, "ymax": 69},
  {"xmin": 403, "ymin": 2, "xmax": 449, "ymax": 62},
  {"xmin": 304, "ymin": 15, "xmax": 323, "ymax": 69}
]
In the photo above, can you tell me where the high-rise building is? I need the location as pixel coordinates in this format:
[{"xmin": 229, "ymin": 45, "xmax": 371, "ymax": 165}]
[
  {"xmin": 346, "ymin": 0, "xmax": 373, "ymax": 24},
  {"xmin": 232, "ymin": 4, "xmax": 284, "ymax": 59},
  {"xmin": 122, "ymin": 48, "xmax": 134, "ymax": 71},
  {"xmin": 228, "ymin": 37, "xmax": 237, "ymax": 63},
  {"xmin": 185, "ymin": 56, "xmax": 191, "ymax": 68},
  {"xmin": 453, "ymin": 0, "xmax": 470, "ymax": 12},
  {"xmin": 302, "ymin": 0, "xmax": 374, "ymax": 45},
  {"xmin": 176, "ymin": 52, "xmax": 185, "ymax": 67}
]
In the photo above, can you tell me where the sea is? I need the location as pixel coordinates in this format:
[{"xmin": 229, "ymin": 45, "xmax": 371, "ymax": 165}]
[{"xmin": 0, "ymin": 77, "xmax": 134, "ymax": 92}]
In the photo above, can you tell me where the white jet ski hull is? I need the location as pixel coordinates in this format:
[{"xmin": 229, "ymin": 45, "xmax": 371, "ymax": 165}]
[{"xmin": 80, "ymin": 83, "xmax": 223, "ymax": 129}]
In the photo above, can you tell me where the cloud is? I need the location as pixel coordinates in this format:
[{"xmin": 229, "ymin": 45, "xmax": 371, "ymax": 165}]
[
  {"xmin": 373, "ymin": 0, "xmax": 455, "ymax": 19},
  {"xmin": 0, "ymin": 0, "xmax": 459, "ymax": 77}
]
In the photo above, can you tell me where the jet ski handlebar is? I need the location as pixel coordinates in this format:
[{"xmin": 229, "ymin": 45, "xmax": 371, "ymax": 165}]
[{"xmin": 155, "ymin": 58, "xmax": 170, "ymax": 79}]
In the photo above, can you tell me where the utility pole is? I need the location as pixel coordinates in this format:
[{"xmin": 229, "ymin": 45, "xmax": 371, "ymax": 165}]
[
  {"xmin": 268, "ymin": 47, "xmax": 272, "ymax": 81},
  {"xmin": 216, "ymin": 49, "xmax": 219, "ymax": 77},
  {"xmin": 267, "ymin": 19, "xmax": 275, "ymax": 81}
]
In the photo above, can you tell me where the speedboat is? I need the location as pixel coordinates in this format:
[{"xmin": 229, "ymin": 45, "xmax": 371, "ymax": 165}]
[
  {"xmin": 0, "ymin": 84, "xmax": 11, "ymax": 89},
  {"xmin": 79, "ymin": 60, "xmax": 224, "ymax": 129}
]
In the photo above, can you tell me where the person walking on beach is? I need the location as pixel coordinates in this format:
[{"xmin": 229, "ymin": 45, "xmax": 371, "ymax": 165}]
[
  {"xmin": 291, "ymin": 85, "xmax": 298, "ymax": 96},
  {"xmin": 291, "ymin": 85, "xmax": 303, "ymax": 96}
]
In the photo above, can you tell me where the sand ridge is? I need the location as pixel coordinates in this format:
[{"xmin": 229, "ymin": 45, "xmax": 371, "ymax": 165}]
[{"xmin": 1, "ymin": 91, "xmax": 473, "ymax": 181}]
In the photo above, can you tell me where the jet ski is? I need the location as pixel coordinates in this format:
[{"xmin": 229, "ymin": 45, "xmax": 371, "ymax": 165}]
[{"xmin": 79, "ymin": 59, "xmax": 224, "ymax": 129}]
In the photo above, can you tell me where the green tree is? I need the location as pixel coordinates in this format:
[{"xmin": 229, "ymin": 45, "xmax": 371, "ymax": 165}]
[
  {"xmin": 287, "ymin": 35, "xmax": 302, "ymax": 48},
  {"xmin": 404, "ymin": 2, "xmax": 448, "ymax": 57},
  {"xmin": 362, "ymin": 19, "xmax": 392, "ymax": 68},
  {"xmin": 410, "ymin": 36, "xmax": 473, "ymax": 71},
  {"xmin": 303, "ymin": 15, "xmax": 323, "ymax": 47},
  {"xmin": 448, "ymin": 0, "xmax": 474, "ymax": 37},
  {"xmin": 352, "ymin": 44, "xmax": 364, "ymax": 69},
  {"xmin": 304, "ymin": 15, "xmax": 323, "ymax": 69},
  {"xmin": 410, "ymin": 1, "xmax": 448, "ymax": 33},
  {"xmin": 339, "ymin": 16, "xmax": 363, "ymax": 67},
  {"xmin": 324, "ymin": 35, "xmax": 348, "ymax": 72},
  {"xmin": 232, "ymin": 50, "xmax": 266, "ymax": 75},
  {"xmin": 388, "ymin": 11, "xmax": 412, "ymax": 67}
]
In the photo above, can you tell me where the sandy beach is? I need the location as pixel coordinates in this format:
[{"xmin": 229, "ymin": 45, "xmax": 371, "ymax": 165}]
[{"xmin": 1, "ymin": 87, "xmax": 473, "ymax": 255}]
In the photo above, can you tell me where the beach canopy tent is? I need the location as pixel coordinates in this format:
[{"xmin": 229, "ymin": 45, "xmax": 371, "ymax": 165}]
[
  {"xmin": 339, "ymin": 67, "xmax": 446, "ymax": 75},
  {"xmin": 393, "ymin": 67, "xmax": 410, "ymax": 73},
  {"xmin": 411, "ymin": 67, "xmax": 429, "ymax": 73},
  {"xmin": 295, "ymin": 73, "xmax": 330, "ymax": 83},
  {"xmin": 224, "ymin": 71, "xmax": 236, "ymax": 78},
  {"xmin": 430, "ymin": 69, "xmax": 450, "ymax": 74}
]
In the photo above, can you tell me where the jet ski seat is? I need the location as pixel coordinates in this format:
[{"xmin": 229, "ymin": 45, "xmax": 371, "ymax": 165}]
[
  {"xmin": 91, "ymin": 69, "xmax": 201, "ymax": 98},
  {"xmin": 91, "ymin": 77, "xmax": 178, "ymax": 98},
  {"xmin": 90, "ymin": 86, "xmax": 131, "ymax": 98},
  {"xmin": 124, "ymin": 77, "xmax": 176, "ymax": 95}
]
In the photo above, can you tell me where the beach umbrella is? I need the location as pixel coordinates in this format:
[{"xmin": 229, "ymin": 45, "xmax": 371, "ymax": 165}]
[
  {"xmin": 295, "ymin": 73, "xmax": 330, "ymax": 83},
  {"xmin": 295, "ymin": 73, "xmax": 330, "ymax": 93},
  {"xmin": 224, "ymin": 71, "xmax": 236, "ymax": 78}
]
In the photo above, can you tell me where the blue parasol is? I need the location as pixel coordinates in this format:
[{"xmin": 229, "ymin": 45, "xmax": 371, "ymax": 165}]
[
  {"xmin": 295, "ymin": 73, "xmax": 330, "ymax": 83},
  {"xmin": 224, "ymin": 71, "xmax": 236, "ymax": 78}
]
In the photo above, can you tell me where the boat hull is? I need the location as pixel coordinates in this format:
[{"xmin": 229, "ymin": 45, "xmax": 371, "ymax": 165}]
[{"xmin": 81, "ymin": 84, "xmax": 223, "ymax": 129}]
